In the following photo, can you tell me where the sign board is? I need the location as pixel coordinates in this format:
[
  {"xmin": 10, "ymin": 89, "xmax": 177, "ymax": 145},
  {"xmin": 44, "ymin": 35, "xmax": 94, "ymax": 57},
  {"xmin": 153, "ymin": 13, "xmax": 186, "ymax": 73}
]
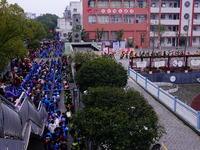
[
  {"xmin": 191, "ymin": 60, "xmax": 200, "ymax": 66},
  {"xmin": 154, "ymin": 61, "xmax": 165, "ymax": 68},
  {"xmin": 103, "ymin": 47, "xmax": 109, "ymax": 54},
  {"xmin": 136, "ymin": 61, "xmax": 147, "ymax": 68},
  {"xmin": 113, "ymin": 41, "xmax": 119, "ymax": 49},
  {"xmin": 120, "ymin": 41, "xmax": 126, "ymax": 48}
]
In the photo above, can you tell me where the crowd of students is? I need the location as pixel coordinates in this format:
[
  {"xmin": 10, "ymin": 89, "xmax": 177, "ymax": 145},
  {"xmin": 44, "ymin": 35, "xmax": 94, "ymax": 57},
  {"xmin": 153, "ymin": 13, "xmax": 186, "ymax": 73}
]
[
  {"xmin": 29, "ymin": 41, "xmax": 63, "ymax": 60},
  {"xmin": 0, "ymin": 40, "xmax": 87, "ymax": 149},
  {"xmin": 43, "ymin": 55, "xmax": 85, "ymax": 150}
]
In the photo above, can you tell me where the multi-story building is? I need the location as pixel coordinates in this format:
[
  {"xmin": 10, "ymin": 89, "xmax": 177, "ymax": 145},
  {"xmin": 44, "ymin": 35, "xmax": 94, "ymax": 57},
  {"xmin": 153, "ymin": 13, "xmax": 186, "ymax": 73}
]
[
  {"xmin": 56, "ymin": 1, "xmax": 82, "ymax": 41},
  {"xmin": 82, "ymin": 0, "xmax": 200, "ymax": 48}
]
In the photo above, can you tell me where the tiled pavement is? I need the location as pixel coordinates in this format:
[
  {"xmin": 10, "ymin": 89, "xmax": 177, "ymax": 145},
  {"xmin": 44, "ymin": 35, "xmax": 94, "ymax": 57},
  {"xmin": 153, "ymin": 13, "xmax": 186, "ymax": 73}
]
[{"xmin": 116, "ymin": 55, "xmax": 200, "ymax": 150}]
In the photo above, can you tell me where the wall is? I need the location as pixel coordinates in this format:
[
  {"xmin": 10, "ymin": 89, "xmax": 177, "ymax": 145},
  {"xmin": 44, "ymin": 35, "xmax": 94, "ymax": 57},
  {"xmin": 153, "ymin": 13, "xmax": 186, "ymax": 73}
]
[{"xmin": 142, "ymin": 72, "xmax": 200, "ymax": 84}]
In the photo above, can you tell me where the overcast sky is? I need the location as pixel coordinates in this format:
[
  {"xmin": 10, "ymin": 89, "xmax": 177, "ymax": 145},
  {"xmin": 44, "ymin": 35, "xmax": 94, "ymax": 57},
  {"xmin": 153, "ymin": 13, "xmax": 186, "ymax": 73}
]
[{"xmin": 7, "ymin": 0, "xmax": 80, "ymax": 17}]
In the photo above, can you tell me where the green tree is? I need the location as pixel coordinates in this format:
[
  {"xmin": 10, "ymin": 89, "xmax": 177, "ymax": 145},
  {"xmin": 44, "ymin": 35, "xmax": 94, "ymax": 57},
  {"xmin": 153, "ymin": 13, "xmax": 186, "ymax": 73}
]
[
  {"xmin": 95, "ymin": 28, "xmax": 104, "ymax": 41},
  {"xmin": 74, "ymin": 87, "xmax": 164, "ymax": 150},
  {"xmin": 155, "ymin": 24, "xmax": 167, "ymax": 48},
  {"xmin": 72, "ymin": 51, "xmax": 100, "ymax": 71},
  {"xmin": 0, "ymin": 0, "xmax": 29, "ymax": 71},
  {"xmin": 75, "ymin": 58, "xmax": 127, "ymax": 92},
  {"xmin": 26, "ymin": 19, "xmax": 47, "ymax": 49},
  {"xmin": 116, "ymin": 29, "xmax": 124, "ymax": 41},
  {"xmin": 36, "ymin": 13, "xmax": 58, "ymax": 39},
  {"xmin": 0, "ymin": 0, "xmax": 27, "ymax": 49},
  {"xmin": 81, "ymin": 28, "xmax": 89, "ymax": 41},
  {"xmin": 2, "ymin": 38, "xmax": 27, "ymax": 61}
]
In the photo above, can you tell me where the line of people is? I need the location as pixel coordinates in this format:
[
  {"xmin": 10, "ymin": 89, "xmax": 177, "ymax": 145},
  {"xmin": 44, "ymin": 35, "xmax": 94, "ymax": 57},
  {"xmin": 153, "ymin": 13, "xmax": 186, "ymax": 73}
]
[
  {"xmin": 29, "ymin": 41, "xmax": 63, "ymax": 59},
  {"xmin": 43, "ymin": 56, "xmax": 74, "ymax": 150}
]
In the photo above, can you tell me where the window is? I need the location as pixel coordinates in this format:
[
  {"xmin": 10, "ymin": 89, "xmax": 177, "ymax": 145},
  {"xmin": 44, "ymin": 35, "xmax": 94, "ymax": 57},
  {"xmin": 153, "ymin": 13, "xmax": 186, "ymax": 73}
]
[
  {"xmin": 174, "ymin": 2, "xmax": 179, "ymax": 8},
  {"xmin": 169, "ymin": 3, "xmax": 173, "ymax": 7},
  {"xmin": 173, "ymin": 14, "xmax": 179, "ymax": 20},
  {"xmin": 195, "ymin": 3, "xmax": 199, "ymax": 8},
  {"xmin": 98, "ymin": 15, "xmax": 109, "ymax": 24},
  {"xmin": 167, "ymin": 38, "xmax": 171, "ymax": 44},
  {"xmin": 110, "ymin": 31, "xmax": 117, "ymax": 40},
  {"xmin": 162, "ymin": 3, "xmax": 166, "ymax": 7},
  {"xmin": 110, "ymin": 0, "xmax": 122, "ymax": 8},
  {"xmin": 161, "ymin": 14, "xmax": 165, "ymax": 19},
  {"xmin": 193, "ymin": 26, "xmax": 197, "ymax": 31},
  {"xmin": 110, "ymin": 15, "xmax": 122, "ymax": 24},
  {"xmin": 88, "ymin": 15, "xmax": 96, "ymax": 24},
  {"xmin": 70, "ymin": 22, "xmax": 72, "ymax": 26},
  {"xmin": 168, "ymin": 26, "xmax": 172, "ymax": 31},
  {"xmin": 151, "ymin": 3, "xmax": 156, "ymax": 7},
  {"xmin": 73, "ymin": 8, "xmax": 77, "ymax": 12},
  {"xmin": 193, "ymin": 37, "xmax": 196, "ymax": 43},
  {"xmin": 98, "ymin": 0, "xmax": 108, "ymax": 8},
  {"xmin": 136, "ymin": 15, "xmax": 147, "ymax": 23},
  {"xmin": 150, "ymin": 25, "xmax": 155, "ymax": 31},
  {"xmin": 124, "ymin": 15, "xmax": 134, "ymax": 23},
  {"xmin": 194, "ymin": 14, "xmax": 198, "ymax": 20},
  {"xmin": 169, "ymin": 15, "xmax": 172, "ymax": 19},
  {"xmin": 151, "ymin": 14, "xmax": 156, "ymax": 20},
  {"xmin": 137, "ymin": 1, "xmax": 144, "ymax": 8},
  {"xmin": 88, "ymin": 0, "xmax": 96, "ymax": 8},
  {"xmin": 102, "ymin": 31, "xmax": 109, "ymax": 40},
  {"xmin": 124, "ymin": 0, "xmax": 134, "ymax": 8}
]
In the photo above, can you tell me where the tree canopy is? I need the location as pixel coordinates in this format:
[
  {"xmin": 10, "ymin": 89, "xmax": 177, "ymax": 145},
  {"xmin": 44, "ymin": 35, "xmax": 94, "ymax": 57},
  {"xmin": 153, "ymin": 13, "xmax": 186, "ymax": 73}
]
[
  {"xmin": 116, "ymin": 29, "xmax": 124, "ymax": 41},
  {"xmin": 74, "ymin": 87, "xmax": 164, "ymax": 150},
  {"xmin": 75, "ymin": 58, "xmax": 128, "ymax": 92},
  {"xmin": 72, "ymin": 51, "xmax": 100, "ymax": 66},
  {"xmin": 95, "ymin": 28, "xmax": 104, "ymax": 41},
  {"xmin": 26, "ymin": 19, "xmax": 47, "ymax": 49},
  {"xmin": 36, "ymin": 13, "xmax": 58, "ymax": 31},
  {"xmin": 36, "ymin": 13, "xmax": 58, "ymax": 39},
  {"xmin": 0, "ymin": 0, "xmax": 47, "ymax": 72}
]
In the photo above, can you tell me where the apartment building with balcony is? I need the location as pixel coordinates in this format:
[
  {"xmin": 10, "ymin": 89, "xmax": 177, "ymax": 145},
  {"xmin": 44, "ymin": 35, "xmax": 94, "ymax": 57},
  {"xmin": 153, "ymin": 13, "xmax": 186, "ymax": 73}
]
[{"xmin": 83, "ymin": 0, "xmax": 200, "ymax": 48}]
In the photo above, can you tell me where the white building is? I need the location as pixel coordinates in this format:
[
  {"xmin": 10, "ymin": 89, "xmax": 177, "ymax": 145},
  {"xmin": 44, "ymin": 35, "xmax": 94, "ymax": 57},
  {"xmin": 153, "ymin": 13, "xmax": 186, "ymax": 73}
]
[{"xmin": 56, "ymin": 1, "xmax": 82, "ymax": 41}]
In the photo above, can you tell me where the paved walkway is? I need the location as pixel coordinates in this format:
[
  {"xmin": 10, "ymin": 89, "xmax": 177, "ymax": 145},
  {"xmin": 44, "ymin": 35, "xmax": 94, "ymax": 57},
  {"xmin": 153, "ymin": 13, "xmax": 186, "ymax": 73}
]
[{"xmin": 116, "ymin": 55, "xmax": 200, "ymax": 150}]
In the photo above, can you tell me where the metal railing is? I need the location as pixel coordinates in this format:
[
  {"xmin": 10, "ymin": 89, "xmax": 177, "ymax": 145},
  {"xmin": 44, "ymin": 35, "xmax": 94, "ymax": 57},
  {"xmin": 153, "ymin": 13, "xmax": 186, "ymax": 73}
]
[
  {"xmin": 0, "ymin": 92, "xmax": 48, "ymax": 150},
  {"xmin": 128, "ymin": 67, "xmax": 200, "ymax": 131}
]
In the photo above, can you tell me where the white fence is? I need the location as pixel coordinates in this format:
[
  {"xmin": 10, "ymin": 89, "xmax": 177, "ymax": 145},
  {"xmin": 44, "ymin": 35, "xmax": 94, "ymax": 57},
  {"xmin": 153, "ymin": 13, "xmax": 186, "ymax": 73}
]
[{"xmin": 128, "ymin": 67, "xmax": 200, "ymax": 130}]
